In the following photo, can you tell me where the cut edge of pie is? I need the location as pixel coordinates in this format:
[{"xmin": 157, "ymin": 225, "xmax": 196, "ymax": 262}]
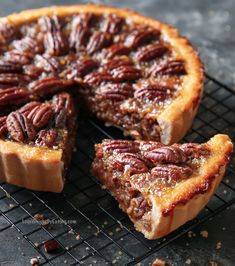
[
  {"xmin": 92, "ymin": 134, "xmax": 233, "ymax": 239},
  {"xmin": 0, "ymin": 4, "xmax": 204, "ymax": 144}
]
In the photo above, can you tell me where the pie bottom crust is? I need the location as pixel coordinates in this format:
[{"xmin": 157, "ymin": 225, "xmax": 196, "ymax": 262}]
[
  {"xmin": 93, "ymin": 134, "xmax": 233, "ymax": 239},
  {"xmin": 0, "ymin": 140, "xmax": 64, "ymax": 192}
]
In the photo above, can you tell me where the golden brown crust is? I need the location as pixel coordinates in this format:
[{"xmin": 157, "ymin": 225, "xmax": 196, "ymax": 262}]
[
  {"xmin": 0, "ymin": 140, "xmax": 64, "ymax": 192},
  {"xmin": 0, "ymin": 4, "xmax": 204, "ymax": 144}
]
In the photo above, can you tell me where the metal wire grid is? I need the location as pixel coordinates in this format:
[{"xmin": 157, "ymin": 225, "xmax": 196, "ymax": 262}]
[{"xmin": 0, "ymin": 74, "xmax": 234, "ymax": 265}]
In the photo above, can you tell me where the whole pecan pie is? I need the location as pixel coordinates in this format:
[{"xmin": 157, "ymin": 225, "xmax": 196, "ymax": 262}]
[{"xmin": 92, "ymin": 135, "xmax": 233, "ymax": 239}]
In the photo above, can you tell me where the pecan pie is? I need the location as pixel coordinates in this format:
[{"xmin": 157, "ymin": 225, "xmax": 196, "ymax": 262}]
[
  {"xmin": 0, "ymin": 92, "xmax": 77, "ymax": 192},
  {"xmin": 92, "ymin": 135, "xmax": 233, "ymax": 239},
  {"xmin": 0, "ymin": 4, "xmax": 203, "ymax": 145}
]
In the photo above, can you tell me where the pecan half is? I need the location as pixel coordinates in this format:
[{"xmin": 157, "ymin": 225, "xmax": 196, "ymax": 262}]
[
  {"xmin": 151, "ymin": 164, "xmax": 192, "ymax": 180},
  {"xmin": 96, "ymin": 83, "xmax": 133, "ymax": 101},
  {"xmin": 0, "ymin": 22, "xmax": 20, "ymax": 42},
  {"xmin": 102, "ymin": 43, "xmax": 130, "ymax": 59},
  {"xmin": 70, "ymin": 25, "xmax": 90, "ymax": 51},
  {"xmin": 23, "ymin": 65, "xmax": 43, "ymax": 79},
  {"xmin": 4, "ymin": 50, "xmax": 34, "ymax": 65},
  {"xmin": 139, "ymin": 142, "xmax": 164, "ymax": 152},
  {"xmin": 0, "ymin": 73, "xmax": 30, "ymax": 87},
  {"xmin": 35, "ymin": 128, "xmax": 58, "ymax": 148},
  {"xmin": 52, "ymin": 92, "xmax": 74, "ymax": 115},
  {"xmin": 29, "ymin": 78, "xmax": 70, "ymax": 97},
  {"xmin": 87, "ymin": 31, "xmax": 112, "ymax": 55},
  {"xmin": 103, "ymin": 58, "xmax": 133, "ymax": 71},
  {"xmin": 12, "ymin": 36, "xmax": 43, "ymax": 54},
  {"xmin": 20, "ymin": 101, "xmax": 41, "ymax": 115},
  {"xmin": 151, "ymin": 59, "xmax": 186, "ymax": 76},
  {"xmin": 125, "ymin": 29, "xmax": 160, "ymax": 49},
  {"xmin": 0, "ymin": 87, "xmax": 30, "ymax": 107},
  {"xmin": 103, "ymin": 15, "xmax": 124, "ymax": 34},
  {"xmin": 134, "ymin": 83, "xmax": 175, "ymax": 102},
  {"xmin": 68, "ymin": 59, "xmax": 98, "ymax": 78},
  {"xmin": 27, "ymin": 104, "xmax": 53, "ymax": 129},
  {"xmin": 0, "ymin": 116, "xmax": 7, "ymax": 137},
  {"xmin": 143, "ymin": 146, "xmax": 186, "ymax": 164},
  {"xmin": 136, "ymin": 43, "xmax": 168, "ymax": 62},
  {"xmin": 103, "ymin": 140, "xmax": 140, "ymax": 154},
  {"xmin": 40, "ymin": 16, "xmax": 68, "ymax": 56},
  {"xmin": 35, "ymin": 55, "xmax": 62, "ymax": 75},
  {"xmin": 113, "ymin": 153, "xmax": 148, "ymax": 174},
  {"xmin": 6, "ymin": 111, "xmax": 36, "ymax": 142},
  {"xmin": 0, "ymin": 60, "xmax": 23, "ymax": 73},
  {"xmin": 128, "ymin": 193, "xmax": 151, "ymax": 219},
  {"xmin": 111, "ymin": 65, "xmax": 141, "ymax": 82},
  {"xmin": 180, "ymin": 143, "xmax": 210, "ymax": 159},
  {"xmin": 84, "ymin": 72, "xmax": 114, "ymax": 86}
]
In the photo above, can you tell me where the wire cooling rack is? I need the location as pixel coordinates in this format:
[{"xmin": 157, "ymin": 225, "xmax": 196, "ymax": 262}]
[{"xmin": 0, "ymin": 74, "xmax": 234, "ymax": 265}]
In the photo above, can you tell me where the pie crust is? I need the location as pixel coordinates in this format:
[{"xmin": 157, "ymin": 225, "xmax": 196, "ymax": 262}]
[{"xmin": 92, "ymin": 134, "xmax": 233, "ymax": 239}]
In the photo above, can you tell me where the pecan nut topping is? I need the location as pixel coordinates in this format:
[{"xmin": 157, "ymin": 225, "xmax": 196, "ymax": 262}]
[
  {"xmin": 113, "ymin": 153, "xmax": 148, "ymax": 174},
  {"xmin": 68, "ymin": 59, "xmax": 98, "ymax": 78},
  {"xmin": 26, "ymin": 104, "xmax": 53, "ymax": 129},
  {"xmin": 96, "ymin": 83, "xmax": 133, "ymax": 101},
  {"xmin": 143, "ymin": 146, "xmax": 186, "ymax": 164},
  {"xmin": 125, "ymin": 29, "xmax": 160, "ymax": 49},
  {"xmin": 103, "ymin": 140, "xmax": 140, "ymax": 154},
  {"xmin": 134, "ymin": 83, "xmax": 175, "ymax": 102},
  {"xmin": 0, "ymin": 87, "xmax": 30, "ymax": 107},
  {"xmin": 29, "ymin": 78, "xmax": 70, "ymax": 97},
  {"xmin": 136, "ymin": 43, "xmax": 168, "ymax": 62},
  {"xmin": 103, "ymin": 43, "xmax": 130, "ymax": 59},
  {"xmin": 4, "ymin": 50, "xmax": 34, "ymax": 65},
  {"xmin": 0, "ymin": 22, "xmax": 20, "ymax": 42},
  {"xmin": 35, "ymin": 128, "xmax": 58, "ymax": 148},
  {"xmin": 52, "ymin": 92, "xmax": 74, "ymax": 115},
  {"xmin": 0, "ymin": 73, "xmax": 30, "ymax": 87},
  {"xmin": 35, "ymin": 55, "xmax": 62, "ymax": 75},
  {"xmin": 102, "ymin": 14, "xmax": 124, "ymax": 34},
  {"xmin": 84, "ymin": 72, "xmax": 114, "ymax": 86},
  {"xmin": 87, "ymin": 31, "xmax": 112, "ymax": 55},
  {"xmin": 70, "ymin": 25, "xmax": 91, "ymax": 51},
  {"xmin": 103, "ymin": 58, "xmax": 133, "ymax": 71},
  {"xmin": 151, "ymin": 59, "xmax": 186, "ymax": 76},
  {"xmin": 180, "ymin": 143, "xmax": 210, "ymax": 158},
  {"xmin": 6, "ymin": 111, "xmax": 36, "ymax": 142},
  {"xmin": 0, "ymin": 60, "xmax": 23, "ymax": 73},
  {"xmin": 12, "ymin": 36, "xmax": 43, "ymax": 54},
  {"xmin": 151, "ymin": 164, "xmax": 193, "ymax": 180},
  {"xmin": 111, "ymin": 65, "xmax": 141, "ymax": 82}
]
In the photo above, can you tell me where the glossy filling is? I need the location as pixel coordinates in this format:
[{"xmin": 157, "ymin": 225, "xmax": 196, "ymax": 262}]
[
  {"xmin": 92, "ymin": 139, "xmax": 210, "ymax": 230},
  {"xmin": 0, "ymin": 12, "xmax": 187, "ymax": 142}
]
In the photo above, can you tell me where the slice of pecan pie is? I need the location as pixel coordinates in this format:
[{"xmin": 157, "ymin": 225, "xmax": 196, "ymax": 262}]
[
  {"xmin": 0, "ymin": 92, "xmax": 76, "ymax": 192},
  {"xmin": 92, "ymin": 135, "xmax": 233, "ymax": 239},
  {"xmin": 0, "ymin": 4, "xmax": 204, "ymax": 144}
]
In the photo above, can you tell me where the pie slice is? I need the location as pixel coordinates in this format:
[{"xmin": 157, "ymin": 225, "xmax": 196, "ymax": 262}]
[
  {"xmin": 92, "ymin": 134, "xmax": 233, "ymax": 239},
  {"xmin": 0, "ymin": 92, "xmax": 77, "ymax": 192},
  {"xmin": 0, "ymin": 4, "xmax": 204, "ymax": 144}
]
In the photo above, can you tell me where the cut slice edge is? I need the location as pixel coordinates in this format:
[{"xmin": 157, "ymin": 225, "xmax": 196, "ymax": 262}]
[{"xmin": 92, "ymin": 134, "xmax": 233, "ymax": 239}]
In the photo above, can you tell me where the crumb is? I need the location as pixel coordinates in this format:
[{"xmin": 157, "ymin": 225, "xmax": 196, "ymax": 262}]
[
  {"xmin": 34, "ymin": 242, "xmax": 39, "ymax": 247},
  {"xmin": 87, "ymin": 225, "xmax": 91, "ymax": 229},
  {"xmin": 33, "ymin": 213, "xmax": 45, "ymax": 221},
  {"xmin": 118, "ymin": 251, "xmax": 122, "ymax": 255},
  {"xmin": 209, "ymin": 261, "xmax": 218, "ymax": 266},
  {"xmin": 104, "ymin": 221, "xmax": 108, "ymax": 225},
  {"xmin": 112, "ymin": 260, "xmax": 117, "ymax": 264},
  {"xmin": 17, "ymin": 236, "xmax": 21, "ymax": 240},
  {"xmin": 185, "ymin": 259, "xmax": 191, "ymax": 264},
  {"xmin": 115, "ymin": 227, "xmax": 121, "ymax": 232},
  {"xmin": 216, "ymin": 241, "xmax": 222, "ymax": 249},
  {"xmin": 75, "ymin": 234, "xmax": 80, "ymax": 240},
  {"xmin": 86, "ymin": 247, "xmax": 90, "ymax": 250},
  {"xmin": 187, "ymin": 231, "xmax": 193, "ymax": 238},
  {"xmin": 6, "ymin": 192, "xmax": 10, "ymax": 198},
  {"xmin": 30, "ymin": 258, "xmax": 39, "ymax": 265},
  {"xmin": 108, "ymin": 231, "xmax": 113, "ymax": 236},
  {"xmin": 9, "ymin": 203, "xmax": 16, "ymax": 209},
  {"xmin": 222, "ymin": 227, "xmax": 226, "ymax": 231},
  {"xmin": 200, "ymin": 230, "xmax": 209, "ymax": 238},
  {"xmin": 44, "ymin": 240, "xmax": 60, "ymax": 253},
  {"xmin": 68, "ymin": 229, "xmax": 74, "ymax": 234},
  {"xmin": 29, "ymin": 203, "xmax": 32, "ymax": 207},
  {"xmin": 64, "ymin": 260, "xmax": 67, "ymax": 264},
  {"xmin": 65, "ymin": 246, "xmax": 69, "ymax": 250}
]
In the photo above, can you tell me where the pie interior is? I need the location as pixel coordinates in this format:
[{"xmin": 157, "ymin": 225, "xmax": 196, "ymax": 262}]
[{"xmin": 92, "ymin": 134, "xmax": 233, "ymax": 239}]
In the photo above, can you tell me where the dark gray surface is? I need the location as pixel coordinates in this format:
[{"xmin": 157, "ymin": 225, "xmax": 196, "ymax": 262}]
[
  {"xmin": 0, "ymin": 0, "xmax": 235, "ymax": 89},
  {"xmin": 0, "ymin": 1, "xmax": 234, "ymax": 266}
]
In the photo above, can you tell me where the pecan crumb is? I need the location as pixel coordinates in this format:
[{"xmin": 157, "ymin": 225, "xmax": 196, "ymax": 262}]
[
  {"xmin": 200, "ymin": 230, "xmax": 208, "ymax": 238},
  {"xmin": 44, "ymin": 239, "xmax": 60, "ymax": 253},
  {"xmin": 75, "ymin": 234, "xmax": 80, "ymax": 240},
  {"xmin": 209, "ymin": 261, "xmax": 218, "ymax": 266},
  {"xmin": 216, "ymin": 241, "xmax": 222, "ymax": 249},
  {"xmin": 185, "ymin": 259, "xmax": 191, "ymax": 265},
  {"xmin": 30, "ymin": 258, "xmax": 39, "ymax": 265},
  {"xmin": 152, "ymin": 257, "xmax": 171, "ymax": 266}
]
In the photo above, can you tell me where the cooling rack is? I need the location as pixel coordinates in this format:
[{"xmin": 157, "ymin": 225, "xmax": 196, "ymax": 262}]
[{"xmin": 0, "ymin": 74, "xmax": 234, "ymax": 265}]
